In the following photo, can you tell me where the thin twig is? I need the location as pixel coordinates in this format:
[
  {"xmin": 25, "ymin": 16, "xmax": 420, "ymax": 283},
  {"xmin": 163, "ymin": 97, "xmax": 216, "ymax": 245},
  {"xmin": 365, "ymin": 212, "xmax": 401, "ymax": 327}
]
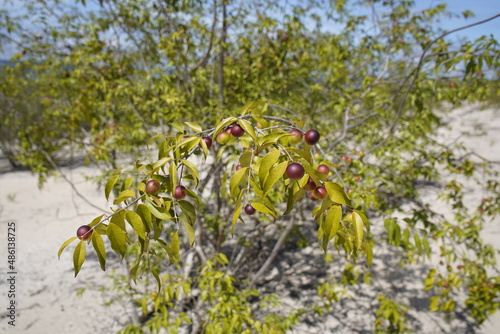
[{"xmin": 39, "ymin": 149, "xmax": 110, "ymax": 213}]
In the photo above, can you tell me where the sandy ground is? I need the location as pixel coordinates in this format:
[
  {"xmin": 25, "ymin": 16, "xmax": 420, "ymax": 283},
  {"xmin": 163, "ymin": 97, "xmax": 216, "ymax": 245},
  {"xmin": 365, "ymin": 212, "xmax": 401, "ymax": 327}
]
[{"xmin": 0, "ymin": 103, "xmax": 499, "ymax": 334}]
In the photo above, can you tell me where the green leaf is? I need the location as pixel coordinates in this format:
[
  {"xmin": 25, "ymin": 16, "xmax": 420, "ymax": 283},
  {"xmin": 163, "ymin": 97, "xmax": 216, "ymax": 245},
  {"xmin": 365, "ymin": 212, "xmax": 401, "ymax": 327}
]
[
  {"xmin": 157, "ymin": 239, "xmax": 178, "ymax": 264},
  {"xmin": 212, "ymin": 117, "xmax": 238, "ymax": 140},
  {"xmin": 88, "ymin": 214, "xmax": 105, "ymax": 227},
  {"xmin": 73, "ymin": 240, "xmax": 87, "ymax": 277},
  {"xmin": 171, "ymin": 231, "xmax": 180, "ymax": 261},
  {"xmin": 179, "ymin": 136, "xmax": 201, "ymax": 154},
  {"xmin": 252, "ymin": 115, "xmax": 269, "ymax": 128},
  {"xmin": 151, "ymin": 268, "xmax": 161, "ymax": 294},
  {"xmin": 352, "ymin": 211, "xmax": 364, "ymax": 250},
  {"xmin": 199, "ymin": 137, "xmax": 210, "ymax": 158},
  {"xmin": 259, "ymin": 149, "xmax": 281, "ymax": 187},
  {"xmin": 239, "ymin": 150, "xmax": 253, "ymax": 167},
  {"xmin": 107, "ymin": 222, "xmax": 128, "ymax": 258},
  {"xmin": 284, "ymin": 184, "xmax": 306, "ymax": 215},
  {"xmin": 251, "ymin": 202, "xmax": 278, "ymax": 219},
  {"xmin": 241, "ymin": 100, "xmax": 264, "ymax": 115},
  {"xmin": 230, "ymin": 167, "xmax": 248, "ymax": 200},
  {"xmin": 231, "ymin": 204, "xmax": 243, "ymax": 233},
  {"xmin": 152, "ymin": 218, "xmax": 162, "ymax": 240},
  {"xmin": 365, "ymin": 242, "xmax": 373, "ymax": 267},
  {"xmin": 110, "ymin": 211, "xmax": 126, "ymax": 230},
  {"xmin": 183, "ymin": 122, "xmax": 202, "ymax": 133},
  {"xmin": 322, "ymin": 204, "xmax": 342, "ymax": 250},
  {"xmin": 169, "ymin": 161, "xmax": 177, "ymax": 191},
  {"xmin": 122, "ymin": 176, "xmax": 134, "ymax": 192},
  {"xmin": 153, "ymin": 157, "xmax": 172, "ymax": 170},
  {"xmin": 180, "ymin": 159, "xmax": 200, "ymax": 186},
  {"xmin": 58, "ymin": 236, "xmax": 77, "ymax": 259},
  {"xmin": 263, "ymin": 160, "xmax": 288, "ymax": 196},
  {"xmin": 182, "ymin": 219, "xmax": 195, "ymax": 246},
  {"xmin": 136, "ymin": 204, "xmax": 152, "ymax": 232},
  {"xmin": 129, "ymin": 260, "xmax": 140, "ymax": 284},
  {"xmin": 105, "ymin": 174, "xmax": 120, "ymax": 200},
  {"xmin": 239, "ymin": 119, "xmax": 257, "ymax": 141},
  {"xmin": 113, "ymin": 189, "xmax": 136, "ymax": 205},
  {"xmin": 289, "ymin": 147, "xmax": 313, "ymax": 165},
  {"xmin": 171, "ymin": 121, "xmax": 185, "ymax": 133},
  {"xmin": 301, "ymin": 161, "xmax": 321, "ymax": 184},
  {"xmin": 353, "ymin": 209, "xmax": 370, "ymax": 232},
  {"xmin": 125, "ymin": 210, "xmax": 146, "ymax": 240},
  {"xmin": 146, "ymin": 201, "xmax": 172, "ymax": 220},
  {"xmin": 91, "ymin": 232, "xmax": 106, "ymax": 271},
  {"xmin": 178, "ymin": 200, "xmax": 196, "ymax": 224},
  {"xmin": 324, "ymin": 182, "xmax": 351, "ymax": 206},
  {"xmin": 147, "ymin": 133, "xmax": 165, "ymax": 146},
  {"xmin": 258, "ymin": 131, "xmax": 290, "ymax": 148}
]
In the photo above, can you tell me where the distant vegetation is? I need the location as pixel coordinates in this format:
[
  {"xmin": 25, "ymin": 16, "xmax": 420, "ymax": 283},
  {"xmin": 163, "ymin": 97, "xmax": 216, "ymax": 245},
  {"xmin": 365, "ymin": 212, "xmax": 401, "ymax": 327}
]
[{"xmin": 2, "ymin": 1, "xmax": 500, "ymax": 333}]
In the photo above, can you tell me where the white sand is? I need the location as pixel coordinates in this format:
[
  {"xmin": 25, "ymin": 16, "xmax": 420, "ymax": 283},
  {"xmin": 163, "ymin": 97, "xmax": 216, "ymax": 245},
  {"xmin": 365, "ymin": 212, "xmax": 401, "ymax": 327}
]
[{"xmin": 0, "ymin": 103, "xmax": 498, "ymax": 333}]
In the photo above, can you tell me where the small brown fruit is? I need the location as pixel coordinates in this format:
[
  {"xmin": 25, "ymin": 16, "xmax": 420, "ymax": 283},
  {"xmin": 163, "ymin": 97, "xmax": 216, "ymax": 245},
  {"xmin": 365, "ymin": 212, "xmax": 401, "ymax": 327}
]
[
  {"xmin": 286, "ymin": 163, "xmax": 305, "ymax": 180},
  {"xmin": 173, "ymin": 185, "xmax": 187, "ymax": 200},
  {"xmin": 77, "ymin": 225, "xmax": 92, "ymax": 240},
  {"xmin": 145, "ymin": 180, "xmax": 161, "ymax": 195}
]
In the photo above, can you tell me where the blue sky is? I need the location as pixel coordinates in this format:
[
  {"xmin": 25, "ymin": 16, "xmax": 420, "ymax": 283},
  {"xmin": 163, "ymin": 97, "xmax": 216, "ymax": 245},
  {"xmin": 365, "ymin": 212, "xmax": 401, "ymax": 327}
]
[
  {"xmin": 420, "ymin": 0, "xmax": 500, "ymax": 40},
  {"xmin": 1, "ymin": 0, "xmax": 499, "ymax": 58}
]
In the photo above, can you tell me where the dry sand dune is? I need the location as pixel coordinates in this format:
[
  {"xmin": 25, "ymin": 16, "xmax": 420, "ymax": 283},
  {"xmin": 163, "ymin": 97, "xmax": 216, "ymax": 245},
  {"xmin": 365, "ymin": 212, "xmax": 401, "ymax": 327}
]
[{"xmin": 0, "ymin": 103, "xmax": 498, "ymax": 333}]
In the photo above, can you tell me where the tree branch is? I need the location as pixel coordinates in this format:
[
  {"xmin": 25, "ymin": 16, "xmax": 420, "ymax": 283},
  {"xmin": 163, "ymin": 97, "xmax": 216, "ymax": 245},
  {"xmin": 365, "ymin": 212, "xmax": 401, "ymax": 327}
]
[
  {"xmin": 366, "ymin": 13, "xmax": 500, "ymax": 156},
  {"xmin": 248, "ymin": 216, "xmax": 296, "ymax": 289}
]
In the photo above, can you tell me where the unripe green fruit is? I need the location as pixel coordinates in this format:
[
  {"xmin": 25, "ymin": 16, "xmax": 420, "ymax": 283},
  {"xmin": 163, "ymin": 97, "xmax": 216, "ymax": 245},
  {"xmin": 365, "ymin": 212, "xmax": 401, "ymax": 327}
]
[
  {"xmin": 288, "ymin": 129, "xmax": 303, "ymax": 144},
  {"xmin": 217, "ymin": 132, "xmax": 231, "ymax": 144}
]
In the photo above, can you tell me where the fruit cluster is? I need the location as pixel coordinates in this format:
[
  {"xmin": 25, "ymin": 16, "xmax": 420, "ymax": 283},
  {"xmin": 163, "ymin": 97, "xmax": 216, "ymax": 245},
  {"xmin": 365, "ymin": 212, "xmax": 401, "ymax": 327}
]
[{"xmin": 66, "ymin": 110, "xmax": 368, "ymax": 279}]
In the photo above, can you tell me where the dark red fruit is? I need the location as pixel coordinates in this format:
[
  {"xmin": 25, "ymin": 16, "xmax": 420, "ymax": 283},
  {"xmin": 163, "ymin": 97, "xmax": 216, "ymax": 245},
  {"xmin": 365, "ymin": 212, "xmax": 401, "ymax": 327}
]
[
  {"xmin": 303, "ymin": 177, "xmax": 316, "ymax": 191},
  {"xmin": 145, "ymin": 180, "xmax": 161, "ymax": 195},
  {"xmin": 304, "ymin": 130, "xmax": 320, "ymax": 145},
  {"xmin": 244, "ymin": 204, "xmax": 256, "ymax": 215},
  {"xmin": 288, "ymin": 129, "xmax": 303, "ymax": 144},
  {"xmin": 286, "ymin": 163, "xmax": 305, "ymax": 180},
  {"xmin": 317, "ymin": 164, "xmax": 329, "ymax": 175},
  {"xmin": 202, "ymin": 137, "xmax": 212, "ymax": 149},
  {"xmin": 173, "ymin": 185, "xmax": 187, "ymax": 200},
  {"xmin": 235, "ymin": 164, "xmax": 242, "ymax": 171},
  {"xmin": 341, "ymin": 155, "xmax": 353, "ymax": 163},
  {"xmin": 308, "ymin": 191, "xmax": 319, "ymax": 201},
  {"xmin": 231, "ymin": 124, "xmax": 245, "ymax": 137},
  {"xmin": 77, "ymin": 225, "xmax": 92, "ymax": 240},
  {"xmin": 314, "ymin": 186, "xmax": 328, "ymax": 200}
]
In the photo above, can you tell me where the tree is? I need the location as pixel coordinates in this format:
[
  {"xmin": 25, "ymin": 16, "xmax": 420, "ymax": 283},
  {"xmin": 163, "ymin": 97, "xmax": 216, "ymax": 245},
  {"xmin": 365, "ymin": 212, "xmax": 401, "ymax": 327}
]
[{"xmin": 2, "ymin": 0, "xmax": 500, "ymax": 332}]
